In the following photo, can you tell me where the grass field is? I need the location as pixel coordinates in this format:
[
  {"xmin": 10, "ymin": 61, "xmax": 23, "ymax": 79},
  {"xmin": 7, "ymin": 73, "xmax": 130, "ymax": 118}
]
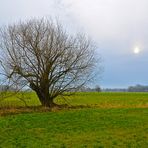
[
  {"xmin": 0, "ymin": 92, "xmax": 148, "ymax": 108},
  {"xmin": 0, "ymin": 92, "xmax": 148, "ymax": 147}
]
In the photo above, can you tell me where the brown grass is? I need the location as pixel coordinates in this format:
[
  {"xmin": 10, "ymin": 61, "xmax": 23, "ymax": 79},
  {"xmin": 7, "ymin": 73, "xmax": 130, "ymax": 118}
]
[{"xmin": 0, "ymin": 103, "xmax": 148, "ymax": 116}]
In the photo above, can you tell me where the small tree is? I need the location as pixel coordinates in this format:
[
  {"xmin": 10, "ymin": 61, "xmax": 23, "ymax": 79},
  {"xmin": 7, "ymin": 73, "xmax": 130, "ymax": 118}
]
[
  {"xmin": 95, "ymin": 85, "xmax": 101, "ymax": 92},
  {"xmin": 0, "ymin": 18, "xmax": 100, "ymax": 107}
]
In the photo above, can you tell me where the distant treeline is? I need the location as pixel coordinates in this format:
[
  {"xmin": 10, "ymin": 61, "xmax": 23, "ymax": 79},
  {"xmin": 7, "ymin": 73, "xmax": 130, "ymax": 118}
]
[
  {"xmin": 103, "ymin": 84, "xmax": 148, "ymax": 92},
  {"xmin": 1, "ymin": 84, "xmax": 148, "ymax": 92},
  {"xmin": 0, "ymin": 85, "xmax": 16, "ymax": 91},
  {"xmin": 127, "ymin": 84, "xmax": 148, "ymax": 92},
  {"xmin": 78, "ymin": 84, "xmax": 148, "ymax": 92}
]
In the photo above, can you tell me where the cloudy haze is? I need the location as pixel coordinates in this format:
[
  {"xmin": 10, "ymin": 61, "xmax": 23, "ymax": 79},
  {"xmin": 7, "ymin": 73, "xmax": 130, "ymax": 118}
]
[{"xmin": 0, "ymin": 0, "xmax": 148, "ymax": 88}]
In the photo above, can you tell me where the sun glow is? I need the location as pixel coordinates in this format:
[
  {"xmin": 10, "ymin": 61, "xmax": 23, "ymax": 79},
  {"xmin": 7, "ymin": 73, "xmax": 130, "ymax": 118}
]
[{"xmin": 133, "ymin": 47, "xmax": 140, "ymax": 54}]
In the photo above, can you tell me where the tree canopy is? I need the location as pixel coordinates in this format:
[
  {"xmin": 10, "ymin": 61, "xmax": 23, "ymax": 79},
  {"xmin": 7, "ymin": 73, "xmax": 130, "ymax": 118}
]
[{"xmin": 0, "ymin": 18, "xmax": 100, "ymax": 107}]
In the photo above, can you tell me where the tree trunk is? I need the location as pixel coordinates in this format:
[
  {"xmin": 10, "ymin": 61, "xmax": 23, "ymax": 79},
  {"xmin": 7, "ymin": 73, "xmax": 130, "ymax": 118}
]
[
  {"xmin": 30, "ymin": 82, "xmax": 56, "ymax": 108},
  {"xmin": 36, "ymin": 90, "xmax": 55, "ymax": 108}
]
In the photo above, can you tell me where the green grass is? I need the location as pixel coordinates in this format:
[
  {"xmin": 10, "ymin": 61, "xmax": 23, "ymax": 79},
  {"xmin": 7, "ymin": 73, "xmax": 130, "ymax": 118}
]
[
  {"xmin": 0, "ymin": 92, "xmax": 40, "ymax": 107},
  {"xmin": 0, "ymin": 92, "xmax": 148, "ymax": 147},
  {"xmin": 0, "ymin": 108, "xmax": 148, "ymax": 147},
  {"xmin": 58, "ymin": 92, "xmax": 148, "ymax": 108},
  {"xmin": 0, "ymin": 92, "xmax": 148, "ymax": 108}
]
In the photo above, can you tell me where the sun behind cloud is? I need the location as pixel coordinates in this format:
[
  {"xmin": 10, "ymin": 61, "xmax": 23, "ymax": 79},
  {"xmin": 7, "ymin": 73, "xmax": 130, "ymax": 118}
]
[{"xmin": 133, "ymin": 47, "xmax": 140, "ymax": 54}]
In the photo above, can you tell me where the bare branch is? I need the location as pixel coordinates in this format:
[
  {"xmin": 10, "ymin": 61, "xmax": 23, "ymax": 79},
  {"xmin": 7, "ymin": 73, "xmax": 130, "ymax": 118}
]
[{"xmin": 0, "ymin": 18, "xmax": 101, "ymax": 107}]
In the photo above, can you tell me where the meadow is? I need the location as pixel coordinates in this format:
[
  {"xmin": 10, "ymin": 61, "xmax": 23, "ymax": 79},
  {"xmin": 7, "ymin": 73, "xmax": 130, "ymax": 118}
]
[
  {"xmin": 0, "ymin": 92, "xmax": 148, "ymax": 147},
  {"xmin": 0, "ymin": 92, "xmax": 148, "ymax": 108}
]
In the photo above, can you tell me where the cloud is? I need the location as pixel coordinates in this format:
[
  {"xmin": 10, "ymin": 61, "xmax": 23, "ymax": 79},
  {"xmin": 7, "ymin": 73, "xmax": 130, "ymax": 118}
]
[
  {"xmin": 57, "ymin": 0, "xmax": 148, "ymax": 87},
  {"xmin": 1, "ymin": 0, "xmax": 148, "ymax": 87},
  {"xmin": 0, "ymin": 0, "xmax": 65, "ymax": 25},
  {"xmin": 60, "ymin": 0, "xmax": 148, "ymax": 52}
]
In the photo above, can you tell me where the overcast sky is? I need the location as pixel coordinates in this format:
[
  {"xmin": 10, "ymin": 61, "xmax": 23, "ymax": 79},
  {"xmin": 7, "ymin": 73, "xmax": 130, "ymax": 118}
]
[{"xmin": 0, "ymin": 0, "xmax": 148, "ymax": 88}]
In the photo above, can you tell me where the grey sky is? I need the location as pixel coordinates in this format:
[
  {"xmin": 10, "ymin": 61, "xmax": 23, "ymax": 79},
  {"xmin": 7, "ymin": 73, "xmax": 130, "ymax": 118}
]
[{"xmin": 0, "ymin": 0, "xmax": 148, "ymax": 88}]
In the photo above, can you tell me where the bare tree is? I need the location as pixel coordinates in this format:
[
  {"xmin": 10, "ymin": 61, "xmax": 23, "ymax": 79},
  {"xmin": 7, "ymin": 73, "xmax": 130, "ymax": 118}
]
[{"xmin": 0, "ymin": 18, "xmax": 100, "ymax": 107}]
